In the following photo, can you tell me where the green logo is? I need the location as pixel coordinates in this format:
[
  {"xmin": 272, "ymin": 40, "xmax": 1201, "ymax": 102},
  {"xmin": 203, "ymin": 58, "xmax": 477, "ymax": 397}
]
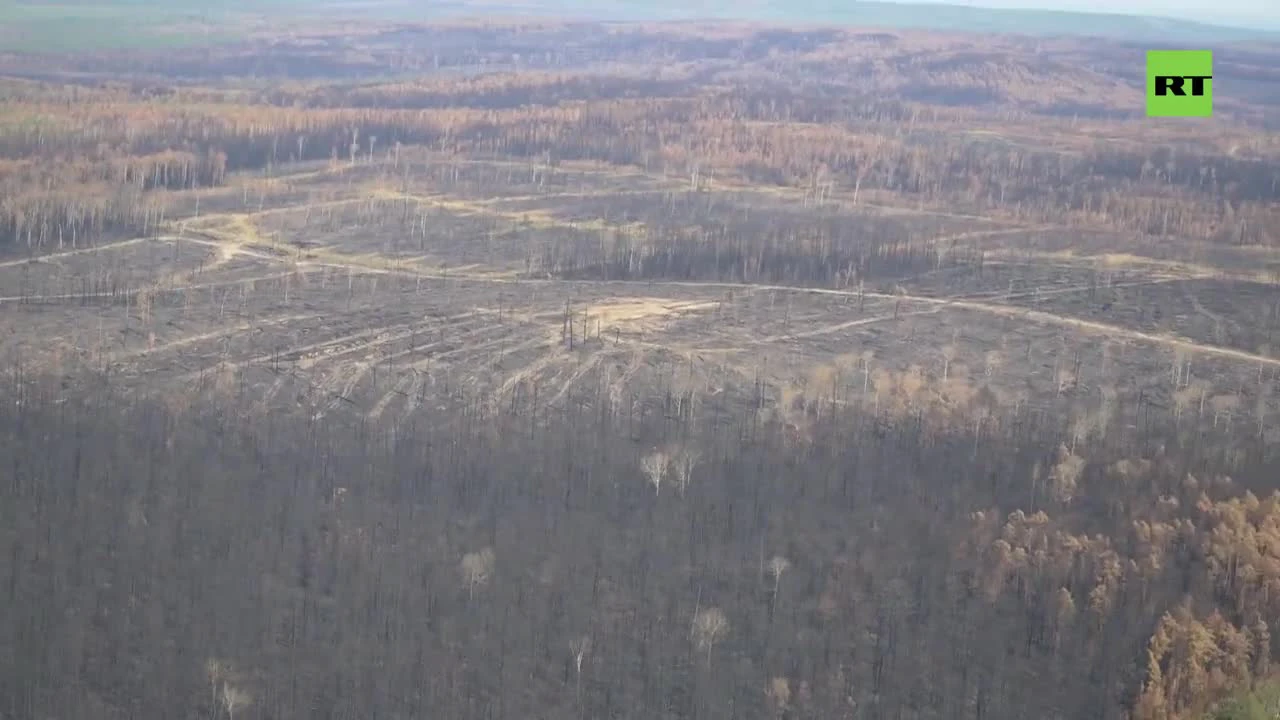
[{"xmin": 1147, "ymin": 50, "xmax": 1213, "ymax": 117}]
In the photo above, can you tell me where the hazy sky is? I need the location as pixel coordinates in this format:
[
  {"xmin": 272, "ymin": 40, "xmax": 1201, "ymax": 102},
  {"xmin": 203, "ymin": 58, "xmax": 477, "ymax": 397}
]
[{"xmin": 886, "ymin": 0, "xmax": 1277, "ymax": 24}]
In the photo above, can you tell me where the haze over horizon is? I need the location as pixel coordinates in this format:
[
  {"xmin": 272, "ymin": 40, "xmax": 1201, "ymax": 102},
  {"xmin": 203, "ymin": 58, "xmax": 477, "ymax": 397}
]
[
  {"xmin": 879, "ymin": 0, "xmax": 1278, "ymax": 26},
  {"xmin": 528, "ymin": 0, "xmax": 1280, "ymax": 35}
]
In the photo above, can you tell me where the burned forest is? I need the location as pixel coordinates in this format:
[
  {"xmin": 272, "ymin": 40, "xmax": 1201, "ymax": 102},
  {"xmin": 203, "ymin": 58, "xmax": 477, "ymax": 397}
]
[{"xmin": 2, "ymin": 14, "xmax": 1280, "ymax": 720}]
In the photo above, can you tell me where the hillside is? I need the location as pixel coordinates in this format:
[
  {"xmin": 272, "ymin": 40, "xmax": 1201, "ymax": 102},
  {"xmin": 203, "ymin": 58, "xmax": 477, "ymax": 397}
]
[{"xmin": 2, "ymin": 12, "xmax": 1280, "ymax": 720}]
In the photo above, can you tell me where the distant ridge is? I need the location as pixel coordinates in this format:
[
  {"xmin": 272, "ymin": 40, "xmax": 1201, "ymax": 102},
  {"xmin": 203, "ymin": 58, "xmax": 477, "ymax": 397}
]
[
  {"xmin": 456, "ymin": 0, "xmax": 1280, "ymax": 43},
  {"xmin": 1, "ymin": 0, "xmax": 1276, "ymax": 53}
]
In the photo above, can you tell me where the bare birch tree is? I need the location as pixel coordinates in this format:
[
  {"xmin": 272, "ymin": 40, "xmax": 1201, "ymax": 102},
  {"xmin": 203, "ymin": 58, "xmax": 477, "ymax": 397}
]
[
  {"xmin": 461, "ymin": 547, "xmax": 495, "ymax": 601},
  {"xmin": 767, "ymin": 555, "xmax": 790, "ymax": 609},
  {"xmin": 221, "ymin": 684, "xmax": 252, "ymax": 720},
  {"xmin": 693, "ymin": 607, "xmax": 729, "ymax": 666},
  {"xmin": 570, "ymin": 635, "xmax": 591, "ymax": 698},
  {"xmin": 672, "ymin": 446, "xmax": 699, "ymax": 497},
  {"xmin": 641, "ymin": 450, "xmax": 670, "ymax": 496}
]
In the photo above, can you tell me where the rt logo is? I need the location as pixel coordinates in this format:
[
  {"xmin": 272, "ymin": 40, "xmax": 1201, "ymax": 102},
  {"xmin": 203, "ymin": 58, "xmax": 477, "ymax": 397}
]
[{"xmin": 1147, "ymin": 50, "xmax": 1213, "ymax": 117}]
